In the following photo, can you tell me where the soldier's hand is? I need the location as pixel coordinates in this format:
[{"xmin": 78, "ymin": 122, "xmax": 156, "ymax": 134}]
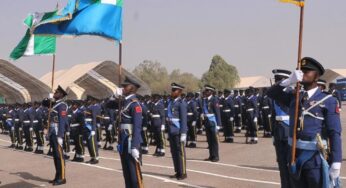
[
  {"xmin": 330, "ymin": 162, "xmax": 341, "ymax": 180},
  {"xmin": 161, "ymin": 125, "xmax": 165, "ymax": 131},
  {"xmin": 180, "ymin": 133, "xmax": 187, "ymax": 143},
  {"xmin": 253, "ymin": 117, "xmax": 258, "ymax": 123},
  {"xmin": 57, "ymin": 137, "xmax": 63, "ymax": 146},
  {"xmin": 131, "ymin": 148, "xmax": 140, "ymax": 161},
  {"xmin": 107, "ymin": 124, "xmax": 112, "ymax": 131},
  {"xmin": 280, "ymin": 70, "xmax": 303, "ymax": 87},
  {"xmin": 91, "ymin": 131, "xmax": 96, "ymax": 136},
  {"xmin": 192, "ymin": 121, "xmax": 197, "ymax": 126}
]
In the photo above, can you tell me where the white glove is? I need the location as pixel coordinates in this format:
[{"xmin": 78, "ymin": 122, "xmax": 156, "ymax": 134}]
[
  {"xmin": 142, "ymin": 126, "xmax": 147, "ymax": 131},
  {"xmin": 114, "ymin": 87, "xmax": 123, "ymax": 97},
  {"xmin": 238, "ymin": 114, "xmax": 242, "ymax": 118},
  {"xmin": 131, "ymin": 148, "xmax": 140, "ymax": 160},
  {"xmin": 29, "ymin": 127, "xmax": 33, "ymax": 131},
  {"xmin": 91, "ymin": 131, "xmax": 96, "ymax": 136},
  {"xmin": 107, "ymin": 124, "xmax": 112, "ymax": 131},
  {"xmin": 216, "ymin": 126, "xmax": 221, "ymax": 131},
  {"xmin": 280, "ymin": 70, "xmax": 303, "ymax": 87},
  {"xmin": 254, "ymin": 117, "xmax": 258, "ymax": 123},
  {"xmin": 57, "ymin": 137, "xmax": 63, "ymax": 146},
  {"xmin": 330, "ymin": 162, "xmax": 341, "ymax": 180},
  {"xmin": 161, "ymin": 125, "xmax": 165, "ymax": 131},
  {"xmin": 192, "ymin": 121, "xmax": 196, "ymax": 126},
  {"xmin": 48, "ymin": 93, "xmax": 54, "ymax": 99},
  {"xmin": 180, "ymin": 133, "xmax": 187, "ymax": 143},
  {"xmin": 268, "ymin": 114, "xmax": 272, "ymax": 118},
  {"xmin": 200, "ymin": 114, "xmax": 205, "ymax": 121},
  {"xmin": 230, "ymin": 117, "xmax": 234, "ymax": 121}
]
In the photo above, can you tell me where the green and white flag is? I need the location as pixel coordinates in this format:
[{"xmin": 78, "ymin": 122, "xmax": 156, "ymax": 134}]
[{"xmin": 10, "ymin": 11, "xmax": 57, "ymax": 60}]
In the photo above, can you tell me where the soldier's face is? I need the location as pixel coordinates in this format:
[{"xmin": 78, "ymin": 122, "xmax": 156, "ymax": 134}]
[
  {"xmin": 301, "ymin": 69, "xmax": 319, "ymax": 85},
  {"xmin": 171, "ymin": 89, "xmax": 181, "ymax": 98}
]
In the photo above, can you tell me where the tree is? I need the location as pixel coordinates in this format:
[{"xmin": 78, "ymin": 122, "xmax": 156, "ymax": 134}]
[
  {"xmin": 201, "ymin": 55, "xmax": 240, "ymax": 90},
  {"xmin": 169, "ymin": 69, "xmax": 201, "ymax": 93},
  {"xmin": 132, "ymin": 60, "xmax": 170, "ymax": 94}
]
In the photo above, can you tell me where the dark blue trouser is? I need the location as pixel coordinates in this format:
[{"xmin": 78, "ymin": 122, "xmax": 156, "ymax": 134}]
[
  {"xmin": 274, "ymin": 139, "xmax": 291, "ymax": 188},
  {"xmin": 169, "ymin": 133, "xmax": 187, "ymax": 176},
  {"xmin": 119, "ymin": 131, "xmax": 143, "ymax": 188},
  {"xmin": 50, "ymin": 134, "xmax": 65, "ymax": 180}
]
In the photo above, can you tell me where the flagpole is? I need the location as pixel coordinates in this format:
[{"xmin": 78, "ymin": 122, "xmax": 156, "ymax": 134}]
[
  {"xmin": 45, "ymin": 54, "xmax": 56, "ymax": 135},
  {"xmin": 291, "ymin": 5, "xmax": 305, "ymax": 165},
  {"xmin": 119, "ymin": 42, "xmax": 122, "ymax": 84}
]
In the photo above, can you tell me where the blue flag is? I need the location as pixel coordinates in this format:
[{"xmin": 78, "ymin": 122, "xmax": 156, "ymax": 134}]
[{"xmin": 33, "ymin": 0, "xmax": 123, "ymax": 41}]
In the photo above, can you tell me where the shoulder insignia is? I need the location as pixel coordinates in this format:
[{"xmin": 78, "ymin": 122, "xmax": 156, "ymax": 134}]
[{"xmin": 135, "ymin": 106, "xmax": 142, "ymax": 113}]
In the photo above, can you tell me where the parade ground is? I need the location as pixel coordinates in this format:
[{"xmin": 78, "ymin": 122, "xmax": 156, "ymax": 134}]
[{"xmin": 0, "ymin": 106, "xmax": 345, "ymax": 188}]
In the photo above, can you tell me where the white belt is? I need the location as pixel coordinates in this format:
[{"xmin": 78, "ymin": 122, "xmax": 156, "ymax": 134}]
[
  {"xmin": 262, "ymin": 106, "xmax": 269, "ymax": 109},
  {"xmin": 15, "ymin": 119, "xmax": 19, "ymax": 122},
  {"xmin": 246, "ymin": 108, "xmax": 254, "ymax": 112},
  {"xmin": 151, "ymin": 114, "xmax": 160, "ymax": 118},
  {"xmin": 70, "ymin": 123, "xmax": 80, "ymax": 128},
  {"xmin": 33, "ymin": 120, "xmax": 38, "ymax": 123},
  {"xmin": 223, "ymin": 109, "xmax": 231, "ymax": 112},
  {"xmin": 120, "ymin": 124, "xmax": 133, "ymax": 130},
  {"xmin": 234, "ymin": 105, "xmax": 239, "ymax": 108},
  {"xmin": 275, "ymin": 116, "xmax": 289, "ymax": 121},
  {"xmin": 68, "ymin": 115, "xmax": 72, "ymax": 118},
  {"xmin": 103, "ymin": 117, "xmax": 110, "ymax": 120},
  {"xmin": 7, "ymin": 118, "xmax": 13, "ymax": 121},
  {"xmin": 23, "ymin": 120, "xmax": 30, "ymax": 124},
  {"xmin": 204, "ymin": 114, "xmax": 215, "ymax": 117},
  {"xmin": 170, "ymin": 118, "xmax": 180, "ymax": 122},
  {"xmin": 50, "ymin": 123, "xmax": 58, "ymax": 128},
  {"xmin": 219, "ymin": 105, "xmax": 223, "ymax": 107},
  {"xmin": 85, "ymin": 118, "xmax": 92, "ymax": 122},
  {"xmin": 187, "ymin": 113, "xmax": 194, "ymax": 116}
]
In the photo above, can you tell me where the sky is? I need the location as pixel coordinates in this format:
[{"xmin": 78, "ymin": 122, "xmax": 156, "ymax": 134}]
[{"xmin": 1, "ymin": 0, "xmax": 346, "ymax": 79}]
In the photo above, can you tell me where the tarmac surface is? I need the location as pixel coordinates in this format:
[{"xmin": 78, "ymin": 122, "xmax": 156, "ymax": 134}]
[{"xmin": 0, "ymin": 106, "xmax": 345, "ymax": 188}]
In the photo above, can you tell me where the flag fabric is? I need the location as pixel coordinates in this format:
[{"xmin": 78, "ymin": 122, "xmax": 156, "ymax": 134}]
[
  {"xmin": 280, "ymin": 0, "xmax": 305, "ymax": 7},
  {"xmin": 10, "ymin": 12, "xmax": 56, "ymax": 60},
  {"xmin": 33, "ymin": 0, "xmax": 123, "ymax": 41}
]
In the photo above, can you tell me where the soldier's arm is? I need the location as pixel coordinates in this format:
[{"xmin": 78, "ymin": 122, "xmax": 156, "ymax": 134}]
[
  {"xmin": 267, "ymin": 84, "xmax": 291, "ymax": 107},
  {"xmin": 325, "ymin": 98, "xmax": 342, "ymax": 163},
  {"xmin": 131, "ymin": 103, "xmax": 143, "ymax": 149},
  {"xmin": 179, "ymin": 101, "xmax": 188, "ymax": 134},
  {"xmin": 159, "ymin": 104, "xmax": 165, "ymax": 125},
  {"xmin": 58, "ymin": 104, "xmax": 68, "ymax": 138},
  {"xmin": 214, "ymin": 99, "xmax": 222, "ymax": 126}
]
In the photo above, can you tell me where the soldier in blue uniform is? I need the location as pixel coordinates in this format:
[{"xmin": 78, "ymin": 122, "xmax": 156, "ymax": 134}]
[
  {"xmin": 202, "ymin": 85, "xmax": 221, "ymax": 162},
  {"xmin": 149, "ymin": 94, "xmax": 166, "ymax": 157},
  {"xmin": 233, "ymin": 90, "xmax": 243, "ymax": 133},
  {"xmin": 34, "ymin": 102, "xmax": 45, "ymax": 154},
  {"xmin": 102, "ymin": 98, "xmax": 117, "ymax": 150},
  {"xmin": 186, "ymin": 92, "xmax": 198, "ymax": 148},
  {"xmin": 268, "ymin": 69, "xmax": 292, "ymax": 188},
  {"xmin": 317, "ymin": 79, "xmax": 327, "ymax": 92},
  {"xmin": 23, "ymin": 103, "xmax": 35, "ymax": 152},
  {"xmin": 328, "ymin": 83, "xmax": 342, "ymax": 111},
  {"xmin": 70, "ymin": 100, "xmax": 85, "ymax": 162},
  {"xmin": 6, "ymin": 105, "xmax": 16, "ymax": 148},
  {"xmin": 15, "ymin": 103, "xmax": 24, "ymax": 150},
  {"xmin": 244, "ymin": 87, "xmax": 259, "ymax": 144},
  {"xmin": 167, "ymin": 83, "xmax": 188, "ymax": 180},
  {"xmin": 194, "ymin": 92, "xmax": 204, "ymax": 135},
  {"xmin": 84, "ymin": 98, "xmax": 99, "ymax": 164},
  {"xmin": 260, "ymin": 88, "xmax": 273, "ymax": 138},
  {"xmin": 268, "ymin": 57, "xmax": 342, "ymax": 188},
  {"xmin": 221, "ymin": 89, "xmax": 235, "ymax": 143},
  {"xmin": 48, "ymin": 85, "xmax": 68, "ymax": 185},
  {"xmin": 139, "ymin": 95, "xmax": 150, "ymax": 154},
  {"xmin": 117, "ymin": 77, "xmax": 144, "ymax": 188}
]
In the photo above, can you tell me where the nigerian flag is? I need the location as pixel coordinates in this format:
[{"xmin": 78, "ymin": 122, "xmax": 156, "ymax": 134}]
[{"xmin": 10, "ymin": 11, "xmax": 57, "ymax": 60}]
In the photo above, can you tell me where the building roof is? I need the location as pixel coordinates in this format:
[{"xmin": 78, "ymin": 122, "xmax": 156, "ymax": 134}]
[
  {"xmin": 235, "ymin": 76, "xmax": 272, "ymax": 89},
  {"xmin": 0, "ymin": 59, "xmax": 51, "ymax": 104},
  {"xmin": 40, "ymin": 60, "xmax": 151, "ymax": 99},
  {"xmin": 320, "ymin": 69, "xmax": 346, "ymax": 83}
]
